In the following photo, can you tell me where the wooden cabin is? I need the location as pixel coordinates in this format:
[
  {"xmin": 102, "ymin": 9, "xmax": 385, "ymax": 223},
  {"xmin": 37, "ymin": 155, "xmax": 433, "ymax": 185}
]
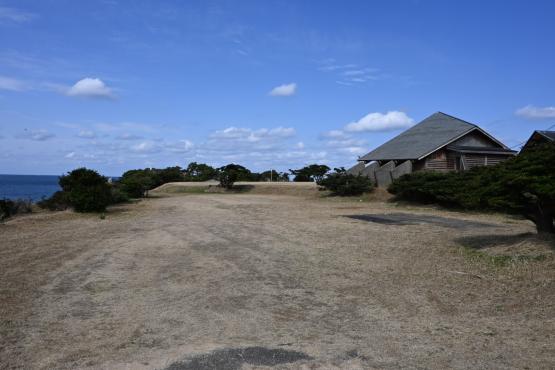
[{"xmin": 348, "ymin": 112, "xmax": 516, "ymax": 187}]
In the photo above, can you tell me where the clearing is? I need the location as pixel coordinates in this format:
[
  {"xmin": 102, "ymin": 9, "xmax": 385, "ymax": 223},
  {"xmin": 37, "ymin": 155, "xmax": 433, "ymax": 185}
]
[{"xmin": 1, "ymin": 188, "xmax": 554, "ymax": 369}]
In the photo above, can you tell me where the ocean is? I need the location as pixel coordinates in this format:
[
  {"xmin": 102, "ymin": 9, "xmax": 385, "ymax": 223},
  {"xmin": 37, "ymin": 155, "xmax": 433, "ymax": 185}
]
[{"xmin": 0, "ymin": 174, "xmax": 61, "ymax": 202}]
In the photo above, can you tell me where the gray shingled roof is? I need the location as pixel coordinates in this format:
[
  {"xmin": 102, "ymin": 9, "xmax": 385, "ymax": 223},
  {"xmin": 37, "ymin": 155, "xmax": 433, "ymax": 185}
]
[
  {"xmin": 537, "ymin": 130, "xmax": 555, "ymax": 141},
  {"xmin": 359, "ymin": 112, "xmax": 503, "ymax": 161}
]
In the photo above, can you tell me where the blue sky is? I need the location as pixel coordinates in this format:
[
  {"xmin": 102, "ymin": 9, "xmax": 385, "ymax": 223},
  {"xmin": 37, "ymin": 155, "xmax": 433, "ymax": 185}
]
[{"xmin": 1, "ymin": 0, "xmax": 554, "ymax": 176}]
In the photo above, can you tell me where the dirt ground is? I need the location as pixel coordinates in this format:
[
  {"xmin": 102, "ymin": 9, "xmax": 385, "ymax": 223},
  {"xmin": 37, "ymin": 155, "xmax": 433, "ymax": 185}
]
[{"xmin": 1, "ymin": 190, "xmax": 554, "ymax": 369}]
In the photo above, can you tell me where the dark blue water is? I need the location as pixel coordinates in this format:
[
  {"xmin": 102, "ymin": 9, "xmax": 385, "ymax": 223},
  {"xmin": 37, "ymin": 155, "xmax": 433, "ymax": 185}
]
[{"xmin": 0, "ymin": 175, "xmax": 61, "ymax": 202}]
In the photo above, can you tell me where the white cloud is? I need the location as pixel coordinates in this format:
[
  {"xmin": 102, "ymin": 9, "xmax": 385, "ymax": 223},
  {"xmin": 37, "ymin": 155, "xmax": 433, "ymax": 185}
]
[
  {"xmin": 320, "ymin": 130, "xmax": 349, "ymax": 139},
  {"xmin": 77, "ymin": 130, "xmax": 96, "ymax": 139},
  {"xmin": 269, "ymin": 83, "xmax": 296, "ymax": 97},
  {"xmin": 67, "ymin": 78, "xmax": 115, "ymax": 99},
  {"xmin": 16, "ymin": 129, "xmax": 55, "ymax": 141},
  {"xmin": 166, "ymin": 140, "xmax": 194, "ymax": 153},
  {"xmin": 131, "ymin": 141, "xmax": 161, "ymax": 154},
  {"xmin": 345, "ymin": 111, "xmax": 414, "ymax": 132},
  {"xmin": 515, "ymin": 105, "xmax": 555, "ymax": 119},
  {"xmin": 211, "ymin": 126, "xmax": 295, "ymax": 142},
  {"xmin": 0, "ymin": 7, "xmax": 37, "ymax": 23},
  {"xmin": 65, "ymin": 152, "xmax": 76, "ymax": 159},
  {"xmin": 0, "ymin": 76, "xmax": 28, "ymax": 91},
  {"xmin": 296, "ymin": 141, "xmax": 305, "ymax": 149}
]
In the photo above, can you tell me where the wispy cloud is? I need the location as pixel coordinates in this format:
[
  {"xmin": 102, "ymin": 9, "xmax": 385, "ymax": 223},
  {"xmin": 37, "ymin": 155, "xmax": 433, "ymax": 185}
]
[
  {"xmin": 269, "ymin": 83, "xmax": 296, "ymax": 97},
  {"xmin": 515, "ymin": 105, "xmax": 555, "ymax": 119},
  {"xmin": 0, "ymin": 76, "xmax": 29, "ymax": 91},
  {"xmin": 320, "ymin": 130, "xmax": 349, "ymax": 139},
  {"xmin": 210, "ymin": 126, "xmax": 295, "ymax": 142},
  {"xmin": 345, "ymin": 111, "xmax": 414, "ymax": 132},
  {"xmin": 318, "ymin": 129, "xmax": 367, "ymax": 156},
  {"xmin": 165, "ymin": 140, "xmax": 194, "ymax": 153},
  {"xmin": 66, "ymin": 78, "xmax": 116, "ymax": 99},
  {"xmin": 318, "ymin": 59, "xmax": 384, "ymax": 85},
  {"xmin": 131, "ymin": 141, "xmax": 162, "ymax": 154},
  {"xmin": 0, "ymin": 7, "xmax": 37, "ymax": 23}
]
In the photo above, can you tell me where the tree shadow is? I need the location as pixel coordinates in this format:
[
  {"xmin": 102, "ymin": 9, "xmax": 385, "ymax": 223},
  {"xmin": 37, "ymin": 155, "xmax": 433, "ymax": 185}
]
[{"xmin": 455, "ymin": 232, "xmax": 555, "ymax": 251}]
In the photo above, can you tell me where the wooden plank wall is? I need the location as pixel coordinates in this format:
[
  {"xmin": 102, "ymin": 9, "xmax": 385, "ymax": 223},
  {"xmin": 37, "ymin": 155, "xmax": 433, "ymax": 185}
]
[{"xmin": 424, "ymin": 149, "xmax": 455, "ymax": 171}]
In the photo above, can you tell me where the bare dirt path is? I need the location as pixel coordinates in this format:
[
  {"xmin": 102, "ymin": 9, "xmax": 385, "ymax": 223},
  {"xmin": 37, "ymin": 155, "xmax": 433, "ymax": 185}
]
[{"xmin": 1, "ymin": 194, "xmax": 554, "ymax": 369}]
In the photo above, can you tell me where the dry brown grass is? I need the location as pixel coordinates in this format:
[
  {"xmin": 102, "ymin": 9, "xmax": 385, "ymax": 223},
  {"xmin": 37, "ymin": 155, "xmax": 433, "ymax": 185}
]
[{"xmin": 1, "ymin": 193, "xmax": 554, "ymax": 369}]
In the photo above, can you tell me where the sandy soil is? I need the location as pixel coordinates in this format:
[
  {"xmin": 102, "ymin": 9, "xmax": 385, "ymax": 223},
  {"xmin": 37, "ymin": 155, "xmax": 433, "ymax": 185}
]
[{"xmin": 1, "ymin": 191, "xmax": 554, "ymax": 370}]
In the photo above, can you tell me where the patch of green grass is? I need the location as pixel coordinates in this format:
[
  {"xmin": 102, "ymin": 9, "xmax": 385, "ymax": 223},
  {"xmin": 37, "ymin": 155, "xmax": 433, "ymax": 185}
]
[{"xmin": 460, "ymin": 247, "xmax": 547, "ymax": 268}]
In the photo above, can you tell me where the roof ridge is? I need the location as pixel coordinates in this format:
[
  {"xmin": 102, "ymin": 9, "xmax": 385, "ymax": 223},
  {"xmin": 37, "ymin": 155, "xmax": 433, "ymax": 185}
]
[{"xmin": 434, "ymin": 111, "xmax": 478, "ymax": 127}]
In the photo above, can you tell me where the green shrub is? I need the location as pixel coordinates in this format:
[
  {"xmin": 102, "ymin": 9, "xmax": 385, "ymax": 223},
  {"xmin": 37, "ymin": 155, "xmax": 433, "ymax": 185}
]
[
  {"xmin": 119, "ymin": 173, "xmax": 154, "ymax": 198},
  {"xmin": 110, "ymin": 186, "xmax": 130, "ymax": 204},
  {"xmin": 318, "ymin": 168, "xmax": 374, "ymax": 196},
  {"xmin": 118, "ymin": 166, "xmax": 183, "ymax": 198},
  {"xmin": 158, "ymin": 166, "xmax": 183, "ymax": 184},
  {"xmin": 388, "ymin": 171, "xmax": 461, "ymax": 206},
  {"xmin": 218, "ymin": 164, "xmax": 241, "ymax": 189},
  {"xmin": 59, "ymin": 168, "xmax": 112, "ymax": 212},
  {"xmin": 388, "ymin": 142, "xmax": 555, "ymax": 233},
  {"xmin": 183, "ymin": 162, "xmax": 218, "ymax": 181},
  {"xmin": 0, "ymin": 198, "xmax": 32, "ymax": 220},
  {"xmin": 290, "ymin": 164, "xmax": 330, "ymax": 182},
  {"xmin": 37, "ymin": 191, "xmax": 70, "ymax": 211}
]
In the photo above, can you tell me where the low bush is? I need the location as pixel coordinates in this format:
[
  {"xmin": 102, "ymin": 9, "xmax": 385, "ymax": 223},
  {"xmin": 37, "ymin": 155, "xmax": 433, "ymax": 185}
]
[
  {"xmin": 37, "ymin": 191, "xmax": 70, "ymax": 211},
  {"xmin": 387, "ymin": 171, "xmax": 461, "ymax": 206},
  {"xmin": 118, "ymin": 166, "xmax": 184, "ymax": 198},
  {"xmin": 218, "ymin": 164, "xmax": 242, "ymax": 189},
  {"xmin": 0, "ymin": 198, "xmax": 33, "ymax": 220},
  {"xmin": 58, "ymin": 168, "xmax": 112, "ymax": 212},
  {"xmin": 317, "ymin": 168, "xmax": 374, "ymax": 196},
  {"xmin": 119, "ymin": 173, "xmax": 154, "ymax": 198},
  {"xmin": 388, "ymin": 142, "xmax": 555, "ymax": 234},
  {"xmin": 110, "ymin": 186, "xmax": 130, "ymax": 204}
]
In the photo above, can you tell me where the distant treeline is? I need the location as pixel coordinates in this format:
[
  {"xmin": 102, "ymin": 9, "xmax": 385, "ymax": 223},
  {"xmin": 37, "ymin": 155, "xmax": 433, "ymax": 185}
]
[{"xmin": 33, "ymin": 162, "xmax": 337, "ymax": 214}]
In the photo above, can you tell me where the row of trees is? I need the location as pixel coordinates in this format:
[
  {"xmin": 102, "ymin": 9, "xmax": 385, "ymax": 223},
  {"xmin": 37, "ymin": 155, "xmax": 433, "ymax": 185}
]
[
  {"xmin": 36, "ymin": 162, "xmax": 342, "ymax": 213},
  {"xmin": 118, "ymin": 162, "xmax": 334, "ymax": 195},
  {"xmin": 388, "ymin": 142, "xmax": 555, "ymax": 234}
]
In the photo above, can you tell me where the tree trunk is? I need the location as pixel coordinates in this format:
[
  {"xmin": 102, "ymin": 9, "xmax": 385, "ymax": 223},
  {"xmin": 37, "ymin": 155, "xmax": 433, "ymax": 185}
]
[{"xmin": 533, "ymin": 207, "xmax": 554, "ymax": 234}]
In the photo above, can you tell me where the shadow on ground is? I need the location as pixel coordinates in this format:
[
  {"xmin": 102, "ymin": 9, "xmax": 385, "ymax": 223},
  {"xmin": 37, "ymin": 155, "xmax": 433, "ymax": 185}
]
[
  {"xmin": 163, "ymin": 347, "xmax": 312, "ymax": 370},
  {"xmin": 346, "ymin": 213, "xmax": 498, "ymax": 230},
  {"xmin": 455, "ymin": 232, "xmax": 555, "ymax": 250}
]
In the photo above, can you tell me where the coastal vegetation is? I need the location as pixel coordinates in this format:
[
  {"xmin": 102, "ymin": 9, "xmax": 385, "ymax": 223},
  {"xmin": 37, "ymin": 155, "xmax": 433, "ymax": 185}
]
[
  {"xmin": 30, "ymin": 163, "xmax": 328, "ymax": 214},
  {"xmin": 317, "ymin": 167, "xmax": 374, "ymax": 196},
  {"xmin": 388, "ymin": 142, "xmax": 555, "ymax": 233},
  {"xmin": 58, "ymin": 168, "xmax": 113, "ymax": 212},
  {"xmin": 0, "ymin": 198, "xmax": 32, "ymax": 221},
  {"xmin": 289, "ymin": 164, "xmax": 330, "ymax": 182}
]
